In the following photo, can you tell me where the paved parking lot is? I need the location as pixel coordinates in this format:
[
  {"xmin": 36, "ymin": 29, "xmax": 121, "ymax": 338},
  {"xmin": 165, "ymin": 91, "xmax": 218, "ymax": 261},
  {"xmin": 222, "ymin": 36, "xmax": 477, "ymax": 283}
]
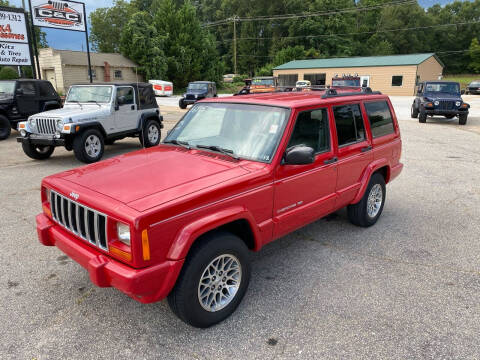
[{"xmin": 1, "ymin": 96, "xmax": 480, "ymax": 359}]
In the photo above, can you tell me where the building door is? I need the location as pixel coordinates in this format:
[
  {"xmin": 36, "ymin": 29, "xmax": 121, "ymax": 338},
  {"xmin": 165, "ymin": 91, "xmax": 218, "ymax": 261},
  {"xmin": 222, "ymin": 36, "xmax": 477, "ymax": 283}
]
[
  {"xmin": 304, "ymin": 73, "xmax": 326, "ymax": 86},
  {"xmin": 44, "ymin": 69, "xmax": 57, "ymax": 90}
]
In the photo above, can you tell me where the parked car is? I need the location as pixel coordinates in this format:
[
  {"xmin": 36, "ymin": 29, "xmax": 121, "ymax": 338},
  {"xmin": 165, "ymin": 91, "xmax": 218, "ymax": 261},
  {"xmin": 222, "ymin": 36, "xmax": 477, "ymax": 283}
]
[
  {"xmin": 35, "ymin": 90, "xmax": 403, "ymax": 327},
  {"xmin": 223, "ymin": 74, "xmax": 236, "ymax": 83},
  {"xmin": 0, "ymin": 79, "xmax": 62, "ymax": 140},
  {"xmin": 17, "ymin": 83, "xmax": 162, "ymax": 163},
  {"xmin": 465, "ymin": 80, "xmax": 480, "ymax": 95},
  {"xmin": 296, "ymin": 80, "xmax": 311, "ymax": 89},
  {"xmin": 179, "ymin": 81, "xmax": 217, "ymax": 109},
  {"xmin": 149, "ymin": 80, "xmax": 173, "ymax": 97},
  {"xmin": 411, "ymin": 81, "xmax": 469, "ymax": 125}
]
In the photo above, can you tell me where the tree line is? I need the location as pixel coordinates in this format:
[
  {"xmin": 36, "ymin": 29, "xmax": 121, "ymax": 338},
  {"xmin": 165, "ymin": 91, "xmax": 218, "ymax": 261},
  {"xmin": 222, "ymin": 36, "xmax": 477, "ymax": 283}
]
[{"xmin": 89, "ymin": 0, "xmax": 480, "ymax": 86}]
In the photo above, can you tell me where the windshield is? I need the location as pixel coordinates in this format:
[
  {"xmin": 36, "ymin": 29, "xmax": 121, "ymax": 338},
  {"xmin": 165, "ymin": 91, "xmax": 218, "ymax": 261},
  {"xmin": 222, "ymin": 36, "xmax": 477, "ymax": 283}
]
[
  {"xmin": 164, "ymin": 103, "xmax": 290, "ymax": 162},
  {"xmin": 332, "ymin": 79, "xmax": 360, "ymax": 87},
  {"xmin": 252, "ymin": 78, "xmax": 274, "ymax": 86},
  {"xmin": 0, "ymin": 81, "xmax": 16, "ymax": 97},
  {"xmin": 425, "ymin": 82, "xmax": 460, "ymax": 94},
  {"xmin": 66, "ymin": 86, "xmax": 113, "ymax": 103},
  {"xmin": 469, "ymin": 81, "xmax": 480, "ymax": 87},
  {"xmin": 188, "ymin": 83, "xmax": 208, "ymax": 91}
]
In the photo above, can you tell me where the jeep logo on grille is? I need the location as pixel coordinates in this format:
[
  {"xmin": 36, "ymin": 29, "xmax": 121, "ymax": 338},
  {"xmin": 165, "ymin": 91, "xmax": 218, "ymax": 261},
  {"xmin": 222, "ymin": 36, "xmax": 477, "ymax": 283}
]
[
  {"xmin": 69, "ymin": 192, "xmax": 79, "ymax": 200},
  {"xmin": 33, "ymin": 1, "xmax": 83, "ymax": 29}
]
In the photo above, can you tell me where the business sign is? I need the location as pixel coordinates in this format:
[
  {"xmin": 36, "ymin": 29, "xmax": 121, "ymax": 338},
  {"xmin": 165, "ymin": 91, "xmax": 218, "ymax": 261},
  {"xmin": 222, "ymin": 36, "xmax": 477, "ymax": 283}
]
[
  {"xmin": 0, "ymin": 7, "xmax": 31, "ymax": 65},
  {"xmin": 30, "ymin": 0, "xmax": 86, "ymax": 32}
]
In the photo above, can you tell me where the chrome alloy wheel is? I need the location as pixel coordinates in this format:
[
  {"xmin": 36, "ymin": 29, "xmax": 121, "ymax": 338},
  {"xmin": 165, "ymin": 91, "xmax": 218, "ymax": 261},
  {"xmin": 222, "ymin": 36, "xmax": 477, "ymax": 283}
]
[
  {"xmin": 85, "ymin": 134, "xmax": 101, "ymax": 158},
  {"xmin": 367, "ymin": 183, "xmax": 383, "ymax": 218},
  {"xmin": 198, "ymin": 254, "xmax": 242, "ymax": 312},
  {"xmin": 147, "ymin": 124, "xmax": 159, "ymax": 144}
]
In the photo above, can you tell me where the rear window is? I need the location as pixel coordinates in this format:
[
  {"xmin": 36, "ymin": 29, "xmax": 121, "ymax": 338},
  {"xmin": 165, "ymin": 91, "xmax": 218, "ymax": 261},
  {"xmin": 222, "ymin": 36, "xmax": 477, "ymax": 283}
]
[
  {"xmin": 364, "ymin": 101, "xmax": 395, "ymax": 138},
  {"xmin": 333, "ymin": 104, "xmax": 366, "ymax": 146}
]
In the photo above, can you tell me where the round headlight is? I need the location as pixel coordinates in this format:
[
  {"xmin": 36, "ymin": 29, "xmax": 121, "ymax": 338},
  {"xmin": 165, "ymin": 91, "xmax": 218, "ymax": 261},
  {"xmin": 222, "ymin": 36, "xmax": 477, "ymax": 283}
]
[
  {"xmin": 434, "ymin": 101, "xmax": 439, "ymax": 106},
  {"xmin": 56, "ymin": 119, "xmax": 63, "ymax": 130},
  {"xmin": 20, "ymin": 129, "xmax": 27, "ymax": 137},
  {"xmin": 29, "ymin": 118, "xmax": 36, "ymax": 128},
  {"xmin": 455, "ymin": 101, "xmax": 461, "ymax": 107}
]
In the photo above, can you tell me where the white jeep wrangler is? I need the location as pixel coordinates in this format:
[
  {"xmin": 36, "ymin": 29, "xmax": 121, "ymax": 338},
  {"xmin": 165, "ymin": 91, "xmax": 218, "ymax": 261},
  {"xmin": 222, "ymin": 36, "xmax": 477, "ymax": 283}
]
[{"xmin": 17, "ymin": 83, "xmax": 163, "ymax": 163}]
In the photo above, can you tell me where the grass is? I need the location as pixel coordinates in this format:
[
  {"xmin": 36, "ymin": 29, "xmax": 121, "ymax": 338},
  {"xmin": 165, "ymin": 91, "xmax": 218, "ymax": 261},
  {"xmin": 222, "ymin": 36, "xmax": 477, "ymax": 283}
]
[{"xmin": 443, "ymin": 74, "xmax": 480, "ymax": 88}]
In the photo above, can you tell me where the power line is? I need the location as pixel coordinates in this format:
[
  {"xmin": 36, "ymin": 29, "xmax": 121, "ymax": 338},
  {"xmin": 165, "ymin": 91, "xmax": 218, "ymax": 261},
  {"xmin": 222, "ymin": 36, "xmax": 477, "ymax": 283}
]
[
  {"xmin": 216, "ymin": 20, "xmax": 480, "ymax": 43},
  {"xmin": 203, "ymin": 0, "xmax": 416, "ymax": 27}
]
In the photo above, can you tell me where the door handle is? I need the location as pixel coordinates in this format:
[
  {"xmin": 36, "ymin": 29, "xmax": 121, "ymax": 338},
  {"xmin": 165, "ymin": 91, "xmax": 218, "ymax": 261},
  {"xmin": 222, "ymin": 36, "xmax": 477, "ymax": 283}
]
[
  {"xmin": 324, "ymin": 156, "xmax": 338, "ymax": 165},
  {"xmin": 361, "ymin": 145, "xmax": 372, "ymax": 152}
]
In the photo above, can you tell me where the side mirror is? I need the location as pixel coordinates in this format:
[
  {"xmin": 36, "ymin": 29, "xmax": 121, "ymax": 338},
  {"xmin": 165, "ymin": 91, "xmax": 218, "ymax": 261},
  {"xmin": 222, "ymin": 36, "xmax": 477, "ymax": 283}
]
[
  {"xmin": 283, "ymin": 145, "xmax": 315, "ymax": 165},
  {"xmin": 461, "ymin": 89, "xmax": 465, "ymax": 95},
  {"xmin": 117, "ymin": 96, "xmax": 126, "ymax": 105}
]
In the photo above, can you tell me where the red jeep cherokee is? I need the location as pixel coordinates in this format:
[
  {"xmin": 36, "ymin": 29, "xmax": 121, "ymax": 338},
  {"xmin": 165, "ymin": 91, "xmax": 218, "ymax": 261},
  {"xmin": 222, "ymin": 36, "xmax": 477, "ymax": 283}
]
[{"xmin": 36, "ymin": 90, "xmax": 403, "ymax": 327}]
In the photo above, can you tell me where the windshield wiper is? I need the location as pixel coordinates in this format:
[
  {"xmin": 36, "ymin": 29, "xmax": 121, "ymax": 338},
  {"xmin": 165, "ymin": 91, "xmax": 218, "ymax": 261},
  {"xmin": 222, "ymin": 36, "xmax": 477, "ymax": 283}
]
[
  {"xmin": 87, "ymin": 100, "xmax": 101, "ymax": 107},
  {"xmin": 196, "ymin": 144, "xmax": 239, "ymax": 160},
  {"xmin": 163, "ymin": 139, "xmax": 191, "ymax": 149},
  {"xmin": 69, "ymin": 100, "xmax": 83, "ymax": 109}
]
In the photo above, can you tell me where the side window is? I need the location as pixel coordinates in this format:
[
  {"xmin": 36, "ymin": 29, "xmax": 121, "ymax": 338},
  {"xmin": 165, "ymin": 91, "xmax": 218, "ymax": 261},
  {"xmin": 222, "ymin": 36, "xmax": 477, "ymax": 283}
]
[
  {"xmin": 287, "ymin": 108, "xmax": 330, "ymax": 153},
  {"xmin": 364, "ymin": 101, "xmax": 395, "ymax": 138},
  {"xmin": 18, "ymin": 82, "xmax": 36, "ymax": 96},
  {"xmin": 116, "ymin": 87, "xmax": 134, "ymax": 105},
  {"xmin": 39, "ymin": 82, "xmax": 56, "ymax": 97},
  {"xmin": 333, "ymin": 104, "xmax": 366, "ymax": 146}
]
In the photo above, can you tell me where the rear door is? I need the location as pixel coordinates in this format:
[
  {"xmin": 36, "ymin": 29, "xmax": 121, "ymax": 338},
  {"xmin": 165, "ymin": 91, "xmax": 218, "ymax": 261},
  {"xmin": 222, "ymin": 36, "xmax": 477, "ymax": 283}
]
[
  {"xmin": 114, "ymin": 86, "xmax": 136, "ymax": 131},
  {"xmin": 273, "ymin": 107, "xmax": 337, "ymax": 238},
  {"xmin": 16, "ymin": 81, "xmax": 40, "ymax": 117},
  {"xmin": 332, "ymin": 102, "xmax": 373, "ymax": 208}
]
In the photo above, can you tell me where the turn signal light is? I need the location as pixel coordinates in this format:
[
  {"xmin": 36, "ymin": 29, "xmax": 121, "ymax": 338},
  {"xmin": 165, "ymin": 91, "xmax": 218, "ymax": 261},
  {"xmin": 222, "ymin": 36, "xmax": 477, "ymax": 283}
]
[
  {"xmin": 142, "ymin": 229, "xmax": 150, "ymax": 261},
  {"xmin": 461, "ymin": 103, "xmax": 468, "ymax": 108},
  {"xmin": 426, "ymin": 102, "xmax": 433, "ymax": 107},
  {"xmin": 110, "ymin": 246, "xmax": 132, "ymax": 262},
  {"xmin": 19, "ymin": 123, "xmax": 25, "ymax": 129}
]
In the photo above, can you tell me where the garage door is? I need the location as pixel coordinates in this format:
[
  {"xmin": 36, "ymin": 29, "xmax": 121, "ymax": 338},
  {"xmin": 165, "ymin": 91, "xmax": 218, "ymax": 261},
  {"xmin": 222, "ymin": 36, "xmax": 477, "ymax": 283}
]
[
  {"xmin": 304, "ymin": 73, "xmax": 326, "ymax": 86},
  {"xmin": 277, "ymin": 74, "xmax": 298, "ymax": 87}
]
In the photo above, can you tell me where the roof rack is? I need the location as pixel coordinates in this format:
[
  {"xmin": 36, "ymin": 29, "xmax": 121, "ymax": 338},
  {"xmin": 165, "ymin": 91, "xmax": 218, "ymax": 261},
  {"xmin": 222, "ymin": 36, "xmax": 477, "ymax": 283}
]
[{"xmin": 321, "ymin": 87, "xmax": 382, "ymax": 98}]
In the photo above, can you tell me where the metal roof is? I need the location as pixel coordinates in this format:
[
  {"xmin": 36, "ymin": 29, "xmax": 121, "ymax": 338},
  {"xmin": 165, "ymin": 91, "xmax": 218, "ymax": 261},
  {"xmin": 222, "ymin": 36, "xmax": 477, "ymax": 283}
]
[{"xmin": 274, "ymin": 53, "xmax": 443, "ymax": 70}]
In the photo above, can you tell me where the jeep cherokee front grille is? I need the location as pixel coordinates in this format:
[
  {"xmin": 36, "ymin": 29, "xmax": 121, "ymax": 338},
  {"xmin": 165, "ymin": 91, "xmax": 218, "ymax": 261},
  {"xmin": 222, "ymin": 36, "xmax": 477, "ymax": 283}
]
[
  {"xmin": 50, "ymin": 190, "xmax": 108, "ymax": 251},
  {"xmin": 35, "ymin": 118, "xmax": 57, "ymax": 135}
]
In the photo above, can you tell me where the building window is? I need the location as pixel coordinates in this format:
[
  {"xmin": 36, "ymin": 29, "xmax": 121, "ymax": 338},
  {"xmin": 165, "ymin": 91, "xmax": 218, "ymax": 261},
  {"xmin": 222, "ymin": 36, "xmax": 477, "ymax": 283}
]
[
  {"xmin": 392, "ymin": 76, "xmax": 403, "ymax": 87},
  {"xmin": 88, "ymin": 68, "xmax": 97, "ymax": 79},
  {"xmin": 114, "ymin": 70, "xmax": 123, "ymax": 79}
]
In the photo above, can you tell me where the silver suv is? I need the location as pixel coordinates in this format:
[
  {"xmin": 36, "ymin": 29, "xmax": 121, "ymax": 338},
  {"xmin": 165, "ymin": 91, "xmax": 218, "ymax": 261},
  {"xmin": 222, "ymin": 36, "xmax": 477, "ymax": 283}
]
[{"xmin": 17, "ymin": 83, "xmax": 163, "ymax": 163}]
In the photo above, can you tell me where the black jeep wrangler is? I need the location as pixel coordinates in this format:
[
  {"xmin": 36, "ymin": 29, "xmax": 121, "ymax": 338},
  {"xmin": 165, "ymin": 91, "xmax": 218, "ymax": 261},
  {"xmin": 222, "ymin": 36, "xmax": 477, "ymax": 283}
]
[
  {"xmin": 0, "ymin": 79, "xmax": 62, "ymax": 140},
  {"xmin": 179, "ymin": 81, "xmax": 217, "ymax": 109},
  {"xmin": 411, "ymin": 81, "xmax": 469, "ymax": 125}
]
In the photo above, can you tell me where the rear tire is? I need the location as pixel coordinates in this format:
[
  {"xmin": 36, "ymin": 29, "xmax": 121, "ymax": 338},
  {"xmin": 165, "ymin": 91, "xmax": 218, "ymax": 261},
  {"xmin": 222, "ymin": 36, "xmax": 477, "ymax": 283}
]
[
  {"xmin": 21, "ymin": 142, "xmax": 54, "ymax": 160},
  {"xmin": 179, "ymin": 99, "xmax": 187, "ymax": 109},
  {"xmin": 140, "ymin": 119, "xmax": 161, "ymax": 147},
  {"xmin": 459, "ymin": 114, "xmax": 468, "ymax": 125},
  {"xmin": 418, "ymin": 108, "xmax": 427, "ymax": 123},
  {"xmin": 167, "ymin": 232, "xmax": 251, "ymax": 328},
  {"xmin": 411, "ymin": 104, "xmax": 418, "ymax": 118},
  {"xmin": 0, "ymin": 115, "xmax": 11, "ymax": 140},
  {"xmin": 73, "ymin": 128, "xmax": 104, "ymax": 163},
  {"xmin": 347, "ymin": 172, "xmax": 386, "ymax": 227}
]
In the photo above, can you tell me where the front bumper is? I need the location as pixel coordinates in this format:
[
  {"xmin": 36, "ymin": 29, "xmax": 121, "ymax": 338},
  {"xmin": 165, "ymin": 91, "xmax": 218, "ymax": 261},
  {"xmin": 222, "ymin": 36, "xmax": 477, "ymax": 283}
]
[
  {"xmin": 17, "ymin": 134, "xmax": 65, "ymax": 146},
  {"xmin": 36, "ymin": 213, "xmax": 183, "ymax": 303},
  {"xmin": 423, "ymin": 107, "xmax": 468, "ymax": 116}
]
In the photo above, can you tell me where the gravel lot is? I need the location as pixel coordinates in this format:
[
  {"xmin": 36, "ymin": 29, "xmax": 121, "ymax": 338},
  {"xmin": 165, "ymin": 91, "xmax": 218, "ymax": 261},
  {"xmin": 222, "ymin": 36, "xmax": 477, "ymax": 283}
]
[{"xmin": 1, "ymin": 95, "xmax": 480, "ymax": 359}]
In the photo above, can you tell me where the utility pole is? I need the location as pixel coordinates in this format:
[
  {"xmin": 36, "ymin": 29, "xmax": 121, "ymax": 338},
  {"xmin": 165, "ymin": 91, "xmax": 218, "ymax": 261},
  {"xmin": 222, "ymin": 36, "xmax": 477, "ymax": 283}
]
[{"xmin": 233, "ymin": 16, "xmax": 237, "ymax": 75}]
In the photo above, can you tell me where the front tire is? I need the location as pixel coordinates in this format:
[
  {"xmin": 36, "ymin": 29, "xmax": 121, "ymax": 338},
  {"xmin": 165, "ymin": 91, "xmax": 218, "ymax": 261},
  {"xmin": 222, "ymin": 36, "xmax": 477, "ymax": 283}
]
[
  {"xmin": 168, "ymin": 232, "xmax": 251, "ymax": 328},
  {"xmin": 418, "ymin": 108, "xmax": 427, "ymax": 123},
  {"xmin": 411, "ymin": 104, "xmax": 418, "ymax": 118},
  {"xmin": 347, "ymin": 172, "xmax": 386, "ymax": 227},
  {"xmin": 0, "ymin": 115, "xmax": 11, "ymax": 140},
  {"xmin": 21, "ymin": 142, "xmax": 54, "ymax": 160},
  {"xmin": 140, "ymin": 119, "xmax": 161, "ymax": 147},
  {"xmin": 73, "ymin": 128, "xmax": 104, "ymax": 163},
  {"xmin": 459, "ymin": 114, "xmax": 468, "ymax": 125}
]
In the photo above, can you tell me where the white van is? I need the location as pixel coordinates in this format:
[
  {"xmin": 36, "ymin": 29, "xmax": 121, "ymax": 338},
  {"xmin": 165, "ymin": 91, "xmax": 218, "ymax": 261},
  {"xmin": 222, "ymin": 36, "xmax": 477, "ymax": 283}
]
[{"xmin": 149, "ymin": 80, "xmax": 173, "ymax": 97}]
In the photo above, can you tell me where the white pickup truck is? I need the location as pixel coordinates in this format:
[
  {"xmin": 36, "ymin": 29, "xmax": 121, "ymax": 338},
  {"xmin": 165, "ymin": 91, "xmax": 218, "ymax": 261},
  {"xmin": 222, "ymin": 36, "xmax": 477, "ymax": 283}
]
[{"xmin": 17, "ymin": 83, "xmax": 163, "ymax": 163}]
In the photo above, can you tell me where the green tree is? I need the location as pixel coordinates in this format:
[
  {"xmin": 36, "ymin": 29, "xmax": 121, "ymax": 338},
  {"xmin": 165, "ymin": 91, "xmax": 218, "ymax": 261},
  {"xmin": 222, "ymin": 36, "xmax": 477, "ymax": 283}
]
[
  {"xmin": 120, "ymin": 11, "xmax": 167, "ymax": 80},
  {"xmin": 0, "ymin": 67, "xmax": 19, "ymax": 80},
  {"xmin": 468, "ymin": 38, "xmax": 480, "ymax": 73}
]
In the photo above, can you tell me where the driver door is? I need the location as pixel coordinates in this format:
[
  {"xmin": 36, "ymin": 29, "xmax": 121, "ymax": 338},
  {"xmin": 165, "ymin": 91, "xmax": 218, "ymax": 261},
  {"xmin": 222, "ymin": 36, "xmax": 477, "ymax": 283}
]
[
  {"xmin": 273, "ymin": 107, "xmax": 337, "ymax": 238},
  {"xmin": 114, "ymin": 86, "xmax": 136, "ymax": 131},
  {"xmin": 16, "ymin": 81, "xmax": 40, "ymax": 117}
]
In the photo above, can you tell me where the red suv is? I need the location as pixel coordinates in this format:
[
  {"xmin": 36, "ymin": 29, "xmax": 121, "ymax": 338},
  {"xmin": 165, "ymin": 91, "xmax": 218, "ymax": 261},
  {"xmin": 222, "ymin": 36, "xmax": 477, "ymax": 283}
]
[{"xmin": 36, "ymin": 90, "xmax": 403, "ymax": 327}]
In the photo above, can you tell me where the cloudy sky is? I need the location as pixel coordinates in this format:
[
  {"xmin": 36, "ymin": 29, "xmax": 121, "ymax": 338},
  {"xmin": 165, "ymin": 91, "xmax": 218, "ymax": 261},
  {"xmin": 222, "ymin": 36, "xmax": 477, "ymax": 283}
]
[{"xmin": 8, "ymin": 0, "xmax": 460, "ymax": 52}]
